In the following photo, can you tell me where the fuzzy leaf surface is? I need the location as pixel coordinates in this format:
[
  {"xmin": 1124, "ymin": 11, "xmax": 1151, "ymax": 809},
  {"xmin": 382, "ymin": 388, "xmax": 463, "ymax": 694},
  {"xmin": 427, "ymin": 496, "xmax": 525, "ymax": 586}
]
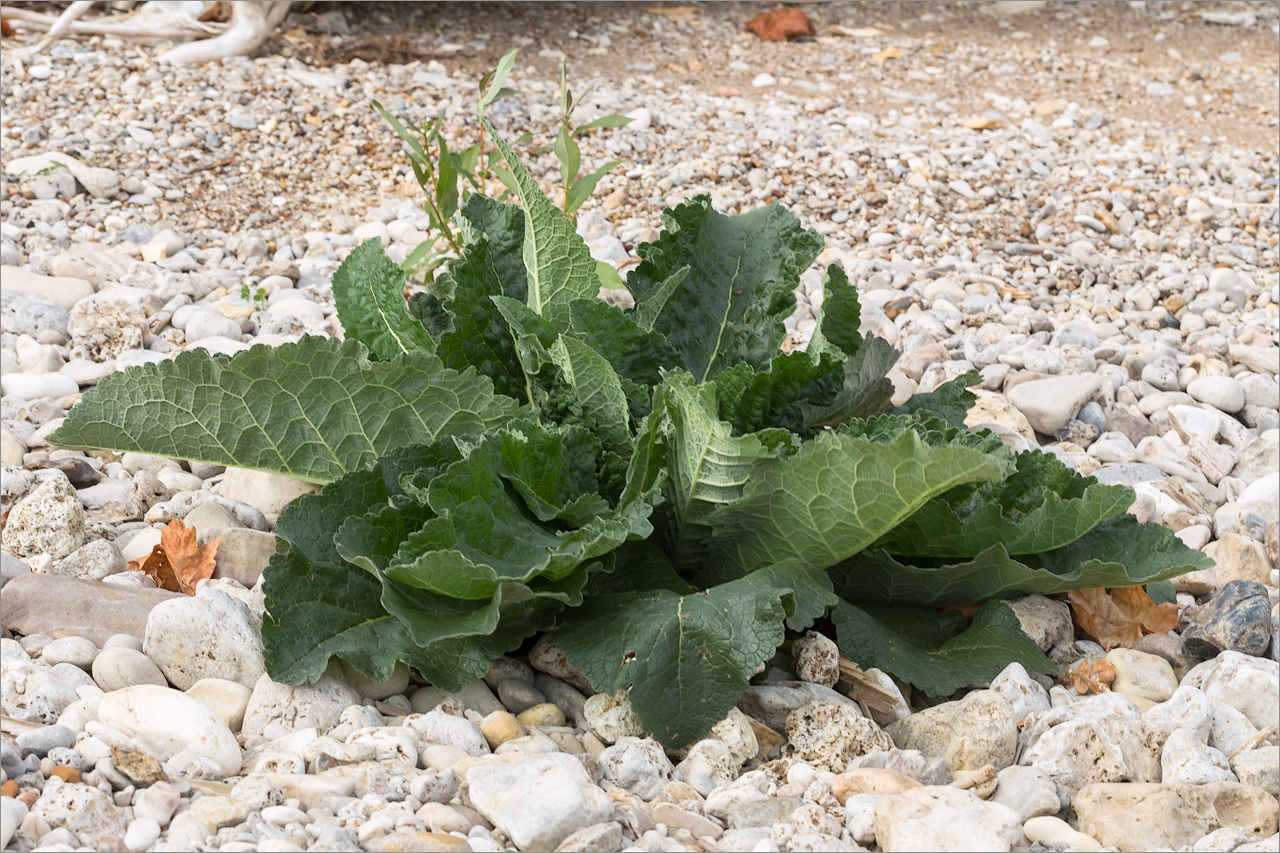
[
  {"xmin": 655, "ymin": 373, "xmax": 795, "ymax": 573},
  {"xmin": 837, "ymin": 514, "xmax": 1211, "ymax": 607},
  {"xmin": 553, "ymin": 563, "xmax": 830, "ymax": 749},
  {"xmin": 431, "ymin": 196, "xmax": 529, "ymax": 400},
  {"xmin": 49, "ymin": 337, "xmax": 518, "ymax": 484},
  {"xmin": 330, "ymin": 238, "xmax": 436, "ymax": 359},
  {"xmin": 484, "ymin": 119, "xmax": 598, "ymax": 331},
  {"xmin": 704, "ymin": 418, "xmax": 1011, "ymax": 580},
  {"xmin": 802, "ymin": 335, "xmax": 900, "ymax": 428},
  {"xmin": 626, "ymin": 196, "xmax": 823, "ymax": 382},
  {"xmin": 833, "ymin": 599, "xmax": 1057, "ymax": 697},
  {"xmin": 872, "ymin": 450, "xmax": 1137, "ymax": 558}
]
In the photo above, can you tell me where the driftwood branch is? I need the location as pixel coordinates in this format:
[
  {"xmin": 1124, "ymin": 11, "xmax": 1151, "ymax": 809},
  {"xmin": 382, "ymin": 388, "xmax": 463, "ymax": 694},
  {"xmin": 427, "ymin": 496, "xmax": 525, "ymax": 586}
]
[
  {"xmin": 0, "ymin": 4, "xmax": 226, "ymax": 39},
  {"xmin": 157, "ymin": 1, "xmax": 290, "ymax": 64},
  {"xmin": 2, "ymin": 1, "xmax": 292, "ymax": 64}
]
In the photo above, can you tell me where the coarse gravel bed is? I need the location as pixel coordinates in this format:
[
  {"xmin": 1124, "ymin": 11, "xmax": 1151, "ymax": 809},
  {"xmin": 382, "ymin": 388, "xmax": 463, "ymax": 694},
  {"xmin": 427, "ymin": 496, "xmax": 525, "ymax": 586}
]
[{"xmin": 0, "ymin": 3, "xmax": 1278, "ymax": 853}]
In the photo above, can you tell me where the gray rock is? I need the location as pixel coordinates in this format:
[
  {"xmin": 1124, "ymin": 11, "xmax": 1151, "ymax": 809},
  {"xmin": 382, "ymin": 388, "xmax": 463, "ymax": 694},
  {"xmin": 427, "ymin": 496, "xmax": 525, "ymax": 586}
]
[
  {"xmin": 1230, "ymin": 746, "xmax": 1279, "ymax": 798},
  {"xmin": 784, "ymin": 701, "xmax": 894, "ymax": 772},
  {"xmin": 200, "ymin": 526, "xmax": 277, "ymax": 587},
  {"xmin": 50, "ymin": 538, "xmax": 126, "ymax": 581},
  {"xmin": 990, "ymin": 764, "xmax": 1061, "ymax": 822},
  {"xmin": 737, "ymin": 681, "xmax": 862, "ymax": 733},
  {"xmin": 1092, "ymin": 462, "xmax": 1168, "ymax": 486},
  {"xmin": 241, "ymin": 662, "xmax": 360, "ymax": 739},
  {"xmin": 1, "ymin": 472, "xmax": 85, "ymax": 559},
  {"xmin": 68, "ymin": 293, "xmax": 147, "ymax": 362},
  {"xmin": 405, "ymin": 709, "xmax": 490, "ymax": 757},
  {"xmin": 598, "ymin": 738, "xmax": 677, "ymax": 800},
  {"xmin": 144, "ymin": 585, "xmax": 265, "ymax": 690},
  {"xmin": 1, "ymin": 550, "xmax": 31, "ymax": 589},
  {"xmin": 722, "ymin": 795, "xmax": 805, "ymax": 829},
  {"xmin": 466, "ymin": 754, "xmax": 615, "ymax": 851},
  {"xmin": 15, "ymin": 724, "xmax": 76, "ymax": 757},
  {"xmin": 554, "ymin": 821, "xmax": 624, "ymax": 853},
  {"xmin": 887, "ymin": 690, "xmax": 1017, "ymax": 774},
  {"xmin": 217, "ymin": 467, "xmax": 320, "ymax": 525},
  {"xmin": 1, "ymin": 266, "xmax": 94, "ymax": 310},
  {"xmin": 0, "ymin": 573, "xmax": 180, "ymax": 645},
  {"xmin": 1183, "ymin": 580, "xmax": 1274, "ymax": 658},
  {"xmin": 97, "ymin": 684, "xmax": 241, "ymax": 778},
  {"xmin": 1006, "ymin": 594, "xmax": 1074, "ymax": 652},
  {"xmin": 848, "ymin": 748, "xmax": 953, "ymax": 785},
  {"xmin": 875, "ymin": 786, "xmax": 1023, "ymax": 852},
  {"xmin": 91, "ymin": 646, "xmax": 168, "ymax": 691},
  {"xmin": 495, "ymin": 678, "xmax": 546, "ymax": 715},
  {"xmin": 183, "ymin": 308, "xmax": 243, "ymax": 343},
  {"xmin": 1, "ymin": 290, "xmax": 70, "ymax": 338},
  {"xmin": 40, "ymin": 635, "xmax": 98, "ymax": 670},
  {"xmin": 1187, "ymin": 376, "xmax": 1246, "ymax": 413},
  {"xmin": 534, "ymin": 673, "xmax": 589, "ymax": 729},
  {"xmin": 1008, "ymin": 374, "xmax": 1101, "ymax": 435},
  {"xmin": 1161, "ymin": 729, "xmax": 1234, "ymax": 785},
  {"xmin": 1, "ymin": 639, "xmax": 78, "ymax": 724}
]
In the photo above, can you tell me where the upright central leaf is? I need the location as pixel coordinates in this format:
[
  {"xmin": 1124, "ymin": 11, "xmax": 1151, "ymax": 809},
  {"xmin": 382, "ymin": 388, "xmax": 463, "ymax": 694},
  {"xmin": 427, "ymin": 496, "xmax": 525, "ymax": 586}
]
[
  {"xmin": 483, "ymin": 119, "xmax": 598, "ymax": 331},
  {"xmin": 627, "ymin": 196, "xmax": 823, "ymax": 382},
  {"xmin": 656, "ymin": 373, "xmax": 793, "ymax": 572}
]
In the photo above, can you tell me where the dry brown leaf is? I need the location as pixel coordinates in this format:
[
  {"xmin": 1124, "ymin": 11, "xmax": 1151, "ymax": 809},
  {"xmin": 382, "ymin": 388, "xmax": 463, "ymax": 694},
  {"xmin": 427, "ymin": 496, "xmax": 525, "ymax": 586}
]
[
  {"xmin": 127, "ymin": 520, "xmax": 219, "ymax": 596},
  {"xmin": 746, "ymin": 9, "xmax": 815, "ymax": 42},
  {"xmin": 961, "ymin": 116, "xmax": 1003, "ymax": 130},
  {"xmin": 872, "ymin": 45, "xmax": 903, "ymax": 64},
  {"xmin": 1068, "ymin": 586, "xmax": 1179, "ymax": 651},
  {"xmin": 1067, "ymin": 658, "xmax": 1116, "ymax": 694}
]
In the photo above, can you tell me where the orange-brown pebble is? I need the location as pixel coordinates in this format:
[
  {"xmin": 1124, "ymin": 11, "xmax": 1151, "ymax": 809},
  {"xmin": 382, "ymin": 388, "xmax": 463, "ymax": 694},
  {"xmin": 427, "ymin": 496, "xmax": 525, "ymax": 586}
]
[
  {"xmin": 829, "ymin": 768, "xmax": 921, "ymax": 804},
  {"xmin": 48, "ymin": 766, "xmax": 81, "ymax": 784},
  {"xmin": 0, "ymin": 779, "xmax": 17, "ymax": 798}
]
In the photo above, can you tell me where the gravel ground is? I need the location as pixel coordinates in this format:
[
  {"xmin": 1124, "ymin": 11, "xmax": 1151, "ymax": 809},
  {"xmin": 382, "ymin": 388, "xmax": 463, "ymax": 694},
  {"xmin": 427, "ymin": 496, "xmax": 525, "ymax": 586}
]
[{"xmin": 1, "ymin": 2, "xmax": 1279, "ymax": 852}]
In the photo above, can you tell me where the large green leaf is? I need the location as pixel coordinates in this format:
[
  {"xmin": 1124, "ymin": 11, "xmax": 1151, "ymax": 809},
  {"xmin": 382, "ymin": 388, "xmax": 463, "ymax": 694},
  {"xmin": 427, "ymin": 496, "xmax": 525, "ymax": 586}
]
[
  {"xmin": 378, "ymin": 430, "xmax": 652, "ymax": 600},
  {"xmin": 836, "ymin": 515, "xmax": 1213, "ymax": 607},
  {"xmin": 802, "ymin": 335, "xmax": 900, "ymax": 428},
  {"xmin": 549, "ymin": 336, "xmax": 632, "ymax": 452},
  {"xmin": 483, "ymin": 119, "xmax": 598, "ymax": 331},
  {"xmin": 626, "ymin": 196, "xmax": 823, "ymax": 382},
  {"xmin": 654, "ymin": 372, "xmax": 795, "ymax": 573},
  {"xmin": 872, "ymin": 450, "xmax": 1136, "ymax": 559},
  {"xmin": 430, "ymin": 196, "xmax": 529, "ymax": 400},
  {"xmin": 893, "ymin": 370, "xmax": 981, "ymax": 431},
  {"xmin": 331, "ymin": 238, "xmax": 436, "ymax": 359},
  {"xmin": 703, "ymin": 417, "xmax": 1012, "ymax": 580},
  {"xmin": 714, "ymin": 349, "xmax": 845, "ymax": 436},
  {"xmin": 49, "ymin": 337, "xmax": 519, "ymax": 484},
  {"xmin": 553, "ymin": 563, "xmax": 831, "ymax": 749},
  {"xmin": 498, "ymin": 425, "xmax": 609, "ymax": 526},
  {"xmin": 262, "ymin": 467, "xmax": 522, "ymax": 689},
  {"xmin": 569, "ymin": 298, "xmax": 681, "ymax": 397},
  {"xmin": 810, "ymin": 264, "xmax": 862, "ymax": 358},
  {"xmin": 833, "ymin": 599, "xmax": 1057, "ymax": 697}
]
